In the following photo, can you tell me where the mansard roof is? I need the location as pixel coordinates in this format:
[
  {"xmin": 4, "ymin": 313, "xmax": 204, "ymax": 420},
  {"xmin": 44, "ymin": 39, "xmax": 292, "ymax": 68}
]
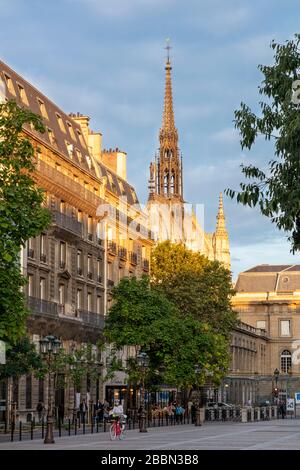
[
  {"xmin": 235, "ymin": 264, "xmax": 300, "ymax": 293},
  {"xmin": 0, "ymin": 59, "xmax": 139, "ymax": 206}
]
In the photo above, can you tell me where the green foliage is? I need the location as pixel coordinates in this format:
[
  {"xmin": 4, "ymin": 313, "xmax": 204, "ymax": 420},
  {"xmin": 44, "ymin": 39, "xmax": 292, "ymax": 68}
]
[
  {"xmin": 0, "ymin": 100, "xmax": 51, "ymax": 344},
  {"xmin": 0, "ymin": 337, "xmax": 43, "ymax": 380},
  {"xmin": 151, "ymin": 240, "xmax": 209, "ymax": 285},
  {"xmin": 151, "ymin": 241, "xmax": 237, "ymax": 336},
  {"xmin": 104, "ymin": 274, "xmax": 231, "ymax": 391},
  {"xmin": 226, "ymin": 34, "xmax": 300, "ymax": 252}
]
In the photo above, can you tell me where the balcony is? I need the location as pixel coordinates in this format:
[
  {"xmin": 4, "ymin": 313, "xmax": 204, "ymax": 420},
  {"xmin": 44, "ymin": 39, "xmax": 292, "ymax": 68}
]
[
  {"xmin": 87, "ymin": 272, "xmax": 93, "ymax": 280},
  {"xmin": 88, "ymin": 233, "xmax": 93, "ymax": 242},
  {"xmin": 97, "ymin": 275, "xmax": 102, "ymax": 284},
  {"xmin": 40, "ymin": 253, "xmax": 47, "ymax": 263},
  {"xmin": 118, "ymin": 247, "xmax": 127, "ymax": 260},
  {"xmin": 59, "ymin": 261, "xmax": 66, "ymax": 270},
  {"xmin": 28, "ymin": 296, "xmax": 58, "ymax": 317},
  {"xmin": 142, "ymin": 259, "xmax": 149, "ymax": 271},
  {"xmin": 36, "ymin": 159, "xmax": 101, "ymax": 208},
  {"xmin": 28, "ymin": 248, "xmax": 34, "ymax": 259},
  {"xmin": 108, "ymin": 241, "xmax": 117, "ymax": 255},
  {"xmin": 107, "ymin": 279, "xmax": 115, "ymax": 288},
  {"xmin": 52, "ymin": 210, "xmax": 82, "ymax": 237},
  {"xmin": 77, "ymin": 310, "xmax": 105, "ymax": 328},
  {"xmin": 129, "ymin": 252, "xmax": 138, "ymax": 265},
  {"xmin": 97, "ymin": 238, "xmax": 103, "ymax": 246},
  {"xmin": 77, "ymin": 267, "xmax": 83, "ymax": 276}
]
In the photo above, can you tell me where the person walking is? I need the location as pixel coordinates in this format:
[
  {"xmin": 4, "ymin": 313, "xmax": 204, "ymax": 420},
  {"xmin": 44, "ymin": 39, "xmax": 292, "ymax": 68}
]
[
  {"xmin": 36, "ymin": 401, "xmax": 45, "ymax": 424},
  {"xmin": 80, "ymin": 398, "xmax": 88, "ymax": 423}
]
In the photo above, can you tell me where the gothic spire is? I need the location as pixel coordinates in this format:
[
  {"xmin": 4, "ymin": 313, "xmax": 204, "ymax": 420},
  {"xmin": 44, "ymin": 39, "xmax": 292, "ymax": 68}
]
[
  {"xmin": 216, "ymin": 192, "xmax": 227, "ymax": 234},
  {"xmin": 160, "ymin": 41, "xmax": 178, "ymax": 142}
]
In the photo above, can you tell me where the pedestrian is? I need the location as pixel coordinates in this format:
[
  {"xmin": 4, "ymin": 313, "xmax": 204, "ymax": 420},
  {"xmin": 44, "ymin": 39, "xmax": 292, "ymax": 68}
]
[
  {"xmin": 191, "ymin": 402, "xmax": 196, "ymax": 424},
  {"xmin": 94, "ymin": 400, "xmax": 104, "ymax": 423},
  {"xmin": 79, "ymin": 398, "xmax": 88, "ymax": 423},
  {"xmin": 280, "ymin": 401, "xmax": 286, "ymax": 419},
  {"xmin": 36, "ymin": 401, "xmax": 45, "ymax": 423}
]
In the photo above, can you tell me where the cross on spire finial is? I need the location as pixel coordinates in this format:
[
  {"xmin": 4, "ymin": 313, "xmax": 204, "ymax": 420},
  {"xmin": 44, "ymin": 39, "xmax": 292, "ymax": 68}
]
[{"xmin": 165, "ymin": 38, "xmax": 171, "ymax": 63}]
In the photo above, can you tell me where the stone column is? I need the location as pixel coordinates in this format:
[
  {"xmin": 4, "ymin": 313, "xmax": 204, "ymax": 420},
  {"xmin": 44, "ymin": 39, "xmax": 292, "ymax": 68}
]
[{"xmin": 241, "ymin": 408, "xmax": 248, "ymax": 423}]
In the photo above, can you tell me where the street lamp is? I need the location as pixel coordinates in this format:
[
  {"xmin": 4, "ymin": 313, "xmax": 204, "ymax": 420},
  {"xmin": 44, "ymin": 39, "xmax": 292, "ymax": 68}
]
[
  {"xmin": 39, "ymin": 335, "xmax": 61, "ymax": 444},
  {"xmin": 137, "ymin": 351, "xmax": 149, "ymax": 433},
  {"xmin": 194, "ymin": 364, "xmax": 202, "ymax": 426},
  {"xmin": 273, "ymin": 368, "xmax": 280, "ymax": 404}
]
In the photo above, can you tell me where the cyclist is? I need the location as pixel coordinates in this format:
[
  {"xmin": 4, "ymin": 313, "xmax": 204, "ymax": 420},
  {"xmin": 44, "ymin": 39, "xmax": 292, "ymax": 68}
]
[{"xmin": 110, "ymin": 399, "xmax": 126, "ymax": 430}]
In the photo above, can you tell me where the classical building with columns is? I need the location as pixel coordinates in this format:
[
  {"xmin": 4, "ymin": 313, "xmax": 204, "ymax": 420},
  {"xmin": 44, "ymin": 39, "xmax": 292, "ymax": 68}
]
[{"xmin": 226, "ymin": 264, "xmax": 300, "ymax": 405}]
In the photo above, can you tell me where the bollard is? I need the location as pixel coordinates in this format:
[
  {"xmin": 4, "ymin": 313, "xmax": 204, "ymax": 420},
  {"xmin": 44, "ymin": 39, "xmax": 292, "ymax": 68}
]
[
  {"xmin": 31, "ymin": 420, "xmax": 34, "ymax": 440},
  {"xmin": 19, "ymin": 421, "xmax": 22, "ymax": 441},
  {"xmin": 195, "ymin": 407, "xmax": 202, "ymax": 426},
  {"xmin": 104, "ymin": 419, "xmax": 106, "ymax": 432},
  {"xmin": 42, "ymin": 418, "xmax": 44, "ymax": 439},
  {"xmin": 68, "ymin": 418, "xmax": 71, "ymax": 436},
  {"xmin": 96, "ymin": 420, "xmax": 99, "ymax": 433},
  {"xmin": 250, "ymin": 408, "xmax": 254, "ymax": 422},
  {"xmin": 75, "ymin": 418, "xmax": 77, "ymax": 435},
  {"xmin": 58, "ymin": 418, "xmax": 61, "ymax": 437},
  {"xmin": 83, "ymin": 417, "xmax": 85, "ymax": 435},
  {"xmin": 91, "ymin": 418, "xmax": 94, "ymax": 434},
  {"xmin": 241, "ymin": 408, "xmax": 248, "ymax": 423},
  {"xmin": 11, "ymin": 422, "xmax": 15, "ymax": 442}
]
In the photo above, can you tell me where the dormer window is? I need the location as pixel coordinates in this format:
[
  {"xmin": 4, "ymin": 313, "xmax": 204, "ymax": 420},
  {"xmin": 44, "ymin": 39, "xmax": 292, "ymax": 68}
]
[
  {"xmin": 56, "ymin": 113, "xmax": 66, "ymax": 133},
  {"xmin": 66, "ymin": 122, "xmax": 76, "ymax": 141},
  {"xmin": 76, "ymin": 130, "xmax": 86, "ymax": 147},
  {"xmin": 37, "ymin": 98, "xmax": 48, "ymax": 119},
  {"xmin": 66, "ymin": 141, "xmax": 73, "ymax": 158},
  {"xmin": 17, "ymin": 83, "xmax": 28, "ymax": 105},
  {"xmin": 3, "ymin": 73, "xmax": 15, "ymax": 94},
  {"xmin": 47, "ymin": 128, "xmax": 56, "ymax": 145}
]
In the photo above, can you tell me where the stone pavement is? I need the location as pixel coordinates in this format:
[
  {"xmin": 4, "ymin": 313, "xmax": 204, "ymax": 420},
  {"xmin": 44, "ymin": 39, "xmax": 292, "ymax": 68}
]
[{"xmin": 1, "ymin": 419, "xmax": 300, "ymax": 450}]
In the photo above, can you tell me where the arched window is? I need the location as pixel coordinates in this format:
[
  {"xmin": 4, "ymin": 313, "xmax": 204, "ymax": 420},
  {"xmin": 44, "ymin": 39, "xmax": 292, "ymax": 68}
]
[
  {"xmin": 170, "ymin": 172, "xmax": 175, "ymax": 195},
  {"xmin": 164, "ymin": 172, "xmax": 169, "ymax": 194},
  {"xmin": 280, "ymin": 350, "xmax": 292, "ymax": 373}
]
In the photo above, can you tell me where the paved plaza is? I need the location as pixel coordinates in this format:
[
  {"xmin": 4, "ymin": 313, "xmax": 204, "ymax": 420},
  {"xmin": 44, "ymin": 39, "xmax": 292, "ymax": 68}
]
[{"xmin": 1, "ymin": 419, "xmax": 300, "ymax": 450}]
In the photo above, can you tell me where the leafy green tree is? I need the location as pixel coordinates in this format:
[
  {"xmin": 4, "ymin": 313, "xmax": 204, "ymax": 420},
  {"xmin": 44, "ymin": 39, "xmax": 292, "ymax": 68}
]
[
  {"xmin": 0, "ymin": 100, "xmax": 51, "ymax": 344},
  {"xmin": 104, "ymin": 276, "xmax": 230, "ymax": 394},
  {"xmin": 226, "ymin": 34, "xmax": 300, "ymax": 252},
  {"xmin": 151, "ymin": 240, "xmax": 209, "ymax": 285},
  {"xmin": 0, "ymin": 337, "xmax": 43, "ymax": 381},
  {"xmin": 151, "ymin": 241, "xmax": 237, "ymax": 336}
]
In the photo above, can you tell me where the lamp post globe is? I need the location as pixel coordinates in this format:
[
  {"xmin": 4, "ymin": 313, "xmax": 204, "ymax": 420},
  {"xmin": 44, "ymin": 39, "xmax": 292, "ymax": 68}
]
[{"xmin": 39, "ymin": 335, "xmax": 61, "ymax": 444}]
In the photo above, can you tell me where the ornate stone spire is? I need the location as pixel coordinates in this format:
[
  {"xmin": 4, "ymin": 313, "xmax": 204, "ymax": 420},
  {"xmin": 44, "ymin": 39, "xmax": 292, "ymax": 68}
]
[
  {"xmin": 216, "ymin": 192, "xmax": 227, "ymax": 234},
  {"xmin": 214, "ymin": 192, "xmax": 230, "ymax": 270},
  {"xmin": 160, "ymin": 42, "xmax": 178, "ymax": 144}
]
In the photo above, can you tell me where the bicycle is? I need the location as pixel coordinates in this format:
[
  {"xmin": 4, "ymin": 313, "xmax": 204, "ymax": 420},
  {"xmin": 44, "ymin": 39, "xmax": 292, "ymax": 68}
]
[{"xmin": 109, "ymin": 415, "xmax": 126, "ymax": 440}]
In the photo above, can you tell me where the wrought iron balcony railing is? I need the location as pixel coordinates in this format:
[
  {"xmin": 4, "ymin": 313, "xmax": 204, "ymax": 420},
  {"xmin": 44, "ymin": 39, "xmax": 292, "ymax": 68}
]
[
  {"xmin": 118, "ymin": 247, "xmax": 127, "ymax": 260},
  {"xmin": 77, "ymin": 310, "xmax": 105, "ymax": 328},
  {"xmin": 129, "ymin": 252, "xmax": 138, "ymax": 265},
  {"xmin": 142, "ymin": 258, "xmax": 149, "ymax": 271},
  {"xmin": 52, "ymin": 210, "xmax": 83, "ymax": 237},
  {"xmin": 28, "ymin": 296, "xmax": 58, "ymax": 317},
  {"xmin": 108, "ymin": 241, "xmax": 117, "ymax": 254}
]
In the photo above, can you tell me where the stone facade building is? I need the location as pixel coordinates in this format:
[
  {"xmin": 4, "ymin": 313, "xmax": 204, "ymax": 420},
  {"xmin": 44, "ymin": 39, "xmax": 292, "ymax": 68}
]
[
  {"xmin": 0, "ymin": 59, "xmax": 153, "ymax": 422},
  {"xmin": 228, "ymin": 264, "xmax": 300, "ymax": 405}
]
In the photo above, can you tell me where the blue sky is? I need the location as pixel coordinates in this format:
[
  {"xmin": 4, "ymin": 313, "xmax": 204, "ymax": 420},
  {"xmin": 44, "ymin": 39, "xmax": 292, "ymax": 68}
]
[{"xmin": 1, "ymin": 0, "xmax": 300, "ymax": 279}]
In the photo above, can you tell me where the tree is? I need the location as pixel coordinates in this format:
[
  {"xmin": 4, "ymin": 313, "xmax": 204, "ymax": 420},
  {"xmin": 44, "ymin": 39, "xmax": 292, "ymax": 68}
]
[
  {"xmin": 104, "ymin": 276, "xmax": 230, "ymax": 395},
  {"xmin": 151, "ymin": 241, "xmax": 237, "ymax": 336},
  {"xmin": 226, "ymin": 34, "xmax": 300, "ymax": 252},
  {"xmin": 0, "ymin": 337, "xmax": 43, "ymax": 381},
  {"xmin": 0, "ymin": 100, "xmax": 51, "ymax": 344},
  {"xmin": 151, "ymin": 240, "xmax": 209, "ymax": 285}
]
